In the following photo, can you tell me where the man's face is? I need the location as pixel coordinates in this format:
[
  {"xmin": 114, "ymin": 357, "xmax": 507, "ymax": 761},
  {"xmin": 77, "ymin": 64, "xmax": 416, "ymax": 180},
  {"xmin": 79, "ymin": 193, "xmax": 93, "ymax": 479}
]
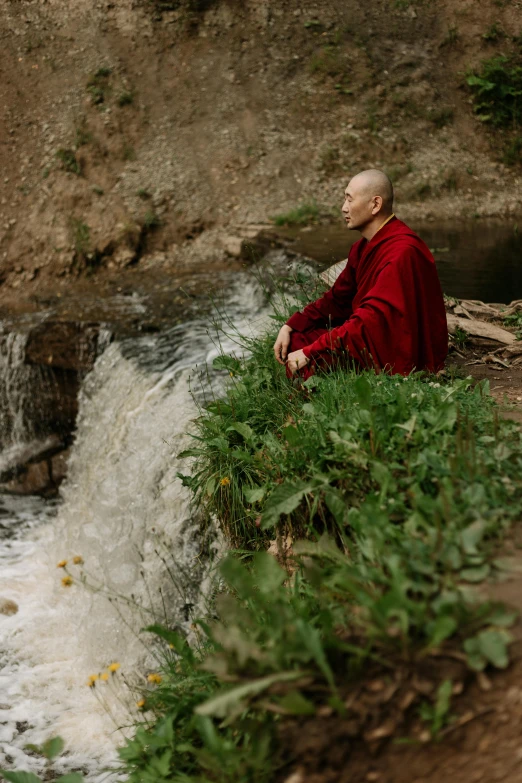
[{"xmin": 341, "ymin": 179, "xmax": 375, "ymax": 230}]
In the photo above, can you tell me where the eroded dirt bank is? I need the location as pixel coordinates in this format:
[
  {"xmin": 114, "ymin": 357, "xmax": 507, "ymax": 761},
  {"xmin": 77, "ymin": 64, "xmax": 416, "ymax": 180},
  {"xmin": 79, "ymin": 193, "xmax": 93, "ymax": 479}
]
[{"xmin": 1, "ymin": 0, "xmax": 522, "ymax": 296}]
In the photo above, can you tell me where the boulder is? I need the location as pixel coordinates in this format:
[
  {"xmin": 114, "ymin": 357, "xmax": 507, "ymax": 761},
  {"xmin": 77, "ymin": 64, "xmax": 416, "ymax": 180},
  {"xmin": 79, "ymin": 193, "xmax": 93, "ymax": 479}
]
[{"xmin": 25, "ymin": 321, "xmax": 101, "ymax": 371}]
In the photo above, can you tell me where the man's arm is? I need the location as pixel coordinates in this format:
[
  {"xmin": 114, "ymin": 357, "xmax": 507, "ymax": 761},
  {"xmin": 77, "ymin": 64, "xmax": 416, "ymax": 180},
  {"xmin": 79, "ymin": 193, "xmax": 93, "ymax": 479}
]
[
  {"xmin": 285, "ymin": 252, "xmax": 359, "ymax": 333},
  {"xmin": 301, "ymin": 249, "xmax": 437, "ymax": 371}
]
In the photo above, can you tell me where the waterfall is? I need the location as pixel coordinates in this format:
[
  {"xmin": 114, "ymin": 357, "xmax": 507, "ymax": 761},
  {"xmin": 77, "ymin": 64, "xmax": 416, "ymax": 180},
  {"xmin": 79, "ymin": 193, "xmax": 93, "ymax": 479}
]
[
  {"xmin": 0, "ymin": 328, "xmax": 60, "ymax": 475},
  {"xmin": 0, "ymin": 275, "xmax": 271, "ymax": 781}
]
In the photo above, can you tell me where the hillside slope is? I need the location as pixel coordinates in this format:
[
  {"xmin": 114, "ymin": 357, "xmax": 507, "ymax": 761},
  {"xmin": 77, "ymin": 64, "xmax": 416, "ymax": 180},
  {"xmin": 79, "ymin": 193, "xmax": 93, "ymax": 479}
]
[{"xmin": 1, "ymin": 0, "xmax": 521, "ymax": 291}]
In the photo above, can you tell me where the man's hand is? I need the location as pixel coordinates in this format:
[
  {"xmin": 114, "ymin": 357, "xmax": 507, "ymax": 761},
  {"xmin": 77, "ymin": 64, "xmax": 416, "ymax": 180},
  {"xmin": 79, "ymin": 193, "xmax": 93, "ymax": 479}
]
[
  {"xmin": 286, "ymin": 349, "xmax": 309, "ymax": 376},
  {"xmin": 273, "ymin": 324, "xmax": 293, "ymax": 365}
]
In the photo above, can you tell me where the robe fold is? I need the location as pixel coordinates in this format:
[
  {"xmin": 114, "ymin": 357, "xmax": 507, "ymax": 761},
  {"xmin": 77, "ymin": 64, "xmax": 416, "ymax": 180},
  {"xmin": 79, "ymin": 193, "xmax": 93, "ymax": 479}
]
[{"xmin": 286, "ymin": 217, "xmax": 448, "ymax": 377}]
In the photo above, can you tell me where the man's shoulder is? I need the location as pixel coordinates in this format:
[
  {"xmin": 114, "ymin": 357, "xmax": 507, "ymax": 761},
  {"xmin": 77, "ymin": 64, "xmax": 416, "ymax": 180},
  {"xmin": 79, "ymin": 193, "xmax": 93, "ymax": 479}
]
[{"xmin": 379, "ymin": 220, "xmax": 433, "ymax": 260}]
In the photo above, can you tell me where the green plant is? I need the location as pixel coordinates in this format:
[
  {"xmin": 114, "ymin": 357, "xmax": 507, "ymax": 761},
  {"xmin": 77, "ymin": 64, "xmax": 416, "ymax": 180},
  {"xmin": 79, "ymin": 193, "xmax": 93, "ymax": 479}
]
[
  {"xmin": 419, "ymin": 680, "xmax": 454, "ymax": 739},
  {"xmin": 70, "ymin": 218, "xmax": 91, "ymax": 258},
  {"xmin": 143, "ymin": 209, "xmax": 161, "ymax": 229},
  {"xmin": 122, "ymin": 142, "xmax": 137, "ymax": 161},
  {"xmin": 74, "ymin": 123, "xmax": 92, "ymax": 148},
  {"xmin": 441, "ymin": 25, "xmax": 460, "ymax": 47},
  {"xmin": 270, "ymin": 202, "xmax": 321, "ymax": 227},
  {"xmin": 467, "ymin": 55, "xmax": 522, "ymax": 127},
  {"xmin": 452, "ymin": 326, "xmax": 469, "ymax": 348},
  {"xmin": 503, "ymin": 310, "xmax": 522, "ymax": 338},
  {"xmin": 482, "ymin": 22, "xmax": 505, "ymax": 42},
  {"xmin": 136, "ymin": 188, "xmax": 151, "ymax": 200},
  {"xmin": 118, "ymin": 91, "xmax": 134, "ymax": 107},
  {"xmin": 56, "ymin": 148, "xmax": 82, "ymax": 175},
  {"xmin": 309, "ymin": 46, "xmax": 344, "ymax": 77},
  {"xmin": 86, "ymin": 67, "xmax": 112, "ymax": 105}
]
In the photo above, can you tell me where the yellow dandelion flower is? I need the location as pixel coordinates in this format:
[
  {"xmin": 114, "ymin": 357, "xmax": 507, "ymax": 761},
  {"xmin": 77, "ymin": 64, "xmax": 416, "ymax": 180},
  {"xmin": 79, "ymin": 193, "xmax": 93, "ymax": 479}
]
[
  {"xmin": 136, "ymin": 699, "xmax": 146, "ymax": 709},
  {"xmin": 87, "ymin": 674, "xmax": 98, "ymax": 687},
  {"xmin": 61, "ymin": 575, "xmax": 73, "ymax": 587},
  {"xmin": 220, "ymin": 477, "xmax": 230, "ymax": 487},
  {"xmin": 229, "ymin": 371, "xmax": 234, "ymax": 377},
  {"xmin": 100, "ymin": 672, "xmax": 109, "ymax": 682},
  {"xmin": 108, "ymin": 662, "xmax": 121, "ymax": 673},
  {"xmin": 57, "ymin": 559, "xmax": 68, "ymax": 568},
  {"xmin": 72, "ymin": 555, "xmax": 84, "ymax": 565},
  {"xmin": 147, "ymin": 673, "xmax": 162, "ymax": 685}
]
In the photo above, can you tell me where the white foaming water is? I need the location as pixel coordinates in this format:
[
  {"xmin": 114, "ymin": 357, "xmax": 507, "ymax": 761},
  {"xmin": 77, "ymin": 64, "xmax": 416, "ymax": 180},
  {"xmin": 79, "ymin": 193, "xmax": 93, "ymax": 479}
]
[{"xmin": 0, "ymin": 277, "xmax": 270, "ymax": 780}]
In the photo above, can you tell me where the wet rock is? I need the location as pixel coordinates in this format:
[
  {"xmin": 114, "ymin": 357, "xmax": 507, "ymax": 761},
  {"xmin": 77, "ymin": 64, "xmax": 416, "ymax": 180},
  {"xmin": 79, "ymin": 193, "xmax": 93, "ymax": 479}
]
[
  {"xmin": 25, "ymin": 321, "xmax": 102, "ymax": 371},
  {"xmin": 0, "ymin": 598, "xmax": 19, "ymax": 616}
]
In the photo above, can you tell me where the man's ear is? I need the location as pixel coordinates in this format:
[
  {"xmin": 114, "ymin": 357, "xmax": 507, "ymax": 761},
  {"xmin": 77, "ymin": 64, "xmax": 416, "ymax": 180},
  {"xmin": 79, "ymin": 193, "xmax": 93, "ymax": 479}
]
[{"xmin": 372, "ymin": 195, "xmax": 383, "ymax": 215}]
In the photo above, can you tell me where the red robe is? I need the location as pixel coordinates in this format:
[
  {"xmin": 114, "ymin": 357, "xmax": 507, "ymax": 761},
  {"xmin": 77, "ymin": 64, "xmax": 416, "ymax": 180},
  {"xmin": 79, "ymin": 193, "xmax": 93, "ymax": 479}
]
[{"xmin": 286, "ymin": 217, "xmax": 448, "ymax": 378}]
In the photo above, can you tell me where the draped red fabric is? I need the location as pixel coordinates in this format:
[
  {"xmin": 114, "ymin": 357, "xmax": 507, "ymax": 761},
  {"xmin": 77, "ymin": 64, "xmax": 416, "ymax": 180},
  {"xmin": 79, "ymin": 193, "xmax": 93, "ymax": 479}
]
[{"xmin": 286, "ymin": 217, "xmax": 448, "ymax": 377}]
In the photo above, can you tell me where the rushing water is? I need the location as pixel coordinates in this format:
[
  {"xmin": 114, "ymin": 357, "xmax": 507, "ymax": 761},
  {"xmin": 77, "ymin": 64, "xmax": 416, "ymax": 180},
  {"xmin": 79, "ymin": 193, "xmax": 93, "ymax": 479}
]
[{"xmin": 0, "ymin": 272, "xmax": 272, "ymax": 780}]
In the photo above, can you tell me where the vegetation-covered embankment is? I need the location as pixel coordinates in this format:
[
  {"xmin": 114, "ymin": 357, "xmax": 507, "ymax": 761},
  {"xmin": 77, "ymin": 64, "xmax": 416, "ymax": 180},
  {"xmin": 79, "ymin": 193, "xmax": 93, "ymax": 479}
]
[
  {"xmin": 5, "ymin": 277, "xmax": 522, "ymax": 783},
  {"xmin": 114, "ymin": 280, "xmax": 522, "ymax": 783}
]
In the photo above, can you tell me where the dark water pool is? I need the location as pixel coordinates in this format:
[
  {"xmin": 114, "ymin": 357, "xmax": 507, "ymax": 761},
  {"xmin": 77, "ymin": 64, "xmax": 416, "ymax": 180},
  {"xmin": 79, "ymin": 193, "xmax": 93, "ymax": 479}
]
[{"xmin": 274, "ymin": 220, "xmax": 522, "ymax": 304}]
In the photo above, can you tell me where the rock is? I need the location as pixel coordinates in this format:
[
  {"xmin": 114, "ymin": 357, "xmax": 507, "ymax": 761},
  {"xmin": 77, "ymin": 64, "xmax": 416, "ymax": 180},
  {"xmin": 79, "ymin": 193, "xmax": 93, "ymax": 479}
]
[
  {"xmin": 447, "ymin": 314, "xmax": 516, "ymax": 345},
  {"xmin": 320, "ymin": 259, "xmax": 347, "ymax": 286},
  {"xmin": 25, "ymin": 321, "xmax": 101, "ymax": 371},
  {"xmin": 218, "ymin": 227, "xmax": 276, "ymax": 262},
  {"xmin": 3, "ymin": 459, "xmax": 51, "ymax": 496},
  {"xmin": 0, "ymin": 598, "xmax": 19, "ymax": 616}
]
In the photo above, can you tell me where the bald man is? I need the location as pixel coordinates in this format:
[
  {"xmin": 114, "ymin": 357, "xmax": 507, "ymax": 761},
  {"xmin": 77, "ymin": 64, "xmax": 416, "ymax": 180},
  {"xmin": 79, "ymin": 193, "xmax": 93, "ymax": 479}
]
[{"xmin": 274, "ymin": 170, "xmax": 448, "ymax": 379}]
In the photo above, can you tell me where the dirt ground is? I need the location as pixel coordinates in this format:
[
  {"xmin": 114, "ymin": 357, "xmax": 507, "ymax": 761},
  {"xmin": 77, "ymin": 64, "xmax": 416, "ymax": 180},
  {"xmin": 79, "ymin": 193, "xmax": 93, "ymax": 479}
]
[{"xmin": 1, "ymin": 0, "xmax": 522, "ymax": 295}]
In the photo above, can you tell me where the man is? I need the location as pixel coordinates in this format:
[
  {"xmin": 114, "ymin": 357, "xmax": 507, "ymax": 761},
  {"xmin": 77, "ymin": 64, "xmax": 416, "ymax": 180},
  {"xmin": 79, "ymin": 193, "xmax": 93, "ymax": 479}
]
[{"xmin": 273, "ymin": 169, "xmax": 448, "ymax": 380}]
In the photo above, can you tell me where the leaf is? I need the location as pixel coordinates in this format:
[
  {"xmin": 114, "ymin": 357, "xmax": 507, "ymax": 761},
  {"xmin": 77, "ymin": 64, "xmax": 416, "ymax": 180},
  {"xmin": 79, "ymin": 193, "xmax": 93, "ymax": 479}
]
[
  {"xmin": 213, "ymin": 355, "xmax": 241, "ymax": 373},
  {"xmin": 243, "ymin": 486, "xmax": 265, "ymax": 504},
  {"xmin": 283, "ymin": 425, "xmax": 302, "ymax": 447},
  {"xmin": 195, "ymin": 671, "xmax": 307, "ymax": 718},
  {"xmin": 0, "ymin": 773, "xmax": 43, "ymax": 783},
  {"xmin": 494, "ymin": 443, "xmax": 512, "ymax": 462},
  {"xmin": 460, "ymin": 520, "xmax": 486, "ymax": 555},
  {"xmin": 251, "ymin": 552, "xmax": 286, "ymax": 593},
  {"xmin": 277, "ymin": 690, "xmax": 316, "ymax": 716},
  {"xmin": 324, "ymin": 489, "xmax": 346, "ymax": 527},
  {"xmin": 460, "ymin": 564, "xmax": 490, "ymax": 583},
  {"xmin": 296, "ymin": 621, "xmax": 335, "ymax": 688},
  {"xmin": 426, "ymin": 615, "xmax": 457, "ymax": 648},
  {"xmin": 42, "ymin": 736, "xmax": 64, "ymax": 761},
  {"xmin": 261, "ymin": 480, "xmax": 314, "ymax": 529},
  {"xmin": 395, "ymin": 415, "xmax": 417, "ymax": 437},
  {"xmin": 487, "ymin": 607, "xmax": 518, "ymax": 627},
  {"xmin": 477, "ymin": 629, "xmax": 511, "ymax": 669},
  {"xmin": 227, "ymin": 422, "xmax": 254, "ymax": 442},
  {"xmin": 142, "ymin": 625, "xmax": 194, "ymax": 662}
]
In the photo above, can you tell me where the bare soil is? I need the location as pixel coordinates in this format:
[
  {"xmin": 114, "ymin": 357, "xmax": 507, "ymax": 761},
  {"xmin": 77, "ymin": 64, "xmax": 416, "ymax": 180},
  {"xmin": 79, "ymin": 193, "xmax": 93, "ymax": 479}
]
[{"xmin": 1, "ymin": 0, "xmax": 522, "ymax": 297}]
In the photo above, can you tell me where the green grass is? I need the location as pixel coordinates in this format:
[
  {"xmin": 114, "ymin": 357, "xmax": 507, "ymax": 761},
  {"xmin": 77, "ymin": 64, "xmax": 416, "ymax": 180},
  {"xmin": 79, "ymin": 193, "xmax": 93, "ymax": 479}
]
[{"xmin": 270, "ymin": 202, "xmax": 320, "ymax": 227}]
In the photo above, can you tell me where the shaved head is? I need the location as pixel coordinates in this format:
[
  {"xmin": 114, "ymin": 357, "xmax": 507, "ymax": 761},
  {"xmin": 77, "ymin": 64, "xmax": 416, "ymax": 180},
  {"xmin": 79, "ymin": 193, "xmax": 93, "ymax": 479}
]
[
  {"xmin": 342, "ymin": 169, "xmax": 395, "ymax": 239},
  {"xmin": 349, "ymin": 169, "xmax": 394, "ymax": 214}
]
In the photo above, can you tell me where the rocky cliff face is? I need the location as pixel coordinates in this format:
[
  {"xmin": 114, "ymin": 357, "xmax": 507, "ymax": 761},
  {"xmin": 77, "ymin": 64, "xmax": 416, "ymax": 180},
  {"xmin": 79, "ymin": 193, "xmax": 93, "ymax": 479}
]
[{"xmin": 1, "ymin": 0, "xmax": 521, "ymax": 293}]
